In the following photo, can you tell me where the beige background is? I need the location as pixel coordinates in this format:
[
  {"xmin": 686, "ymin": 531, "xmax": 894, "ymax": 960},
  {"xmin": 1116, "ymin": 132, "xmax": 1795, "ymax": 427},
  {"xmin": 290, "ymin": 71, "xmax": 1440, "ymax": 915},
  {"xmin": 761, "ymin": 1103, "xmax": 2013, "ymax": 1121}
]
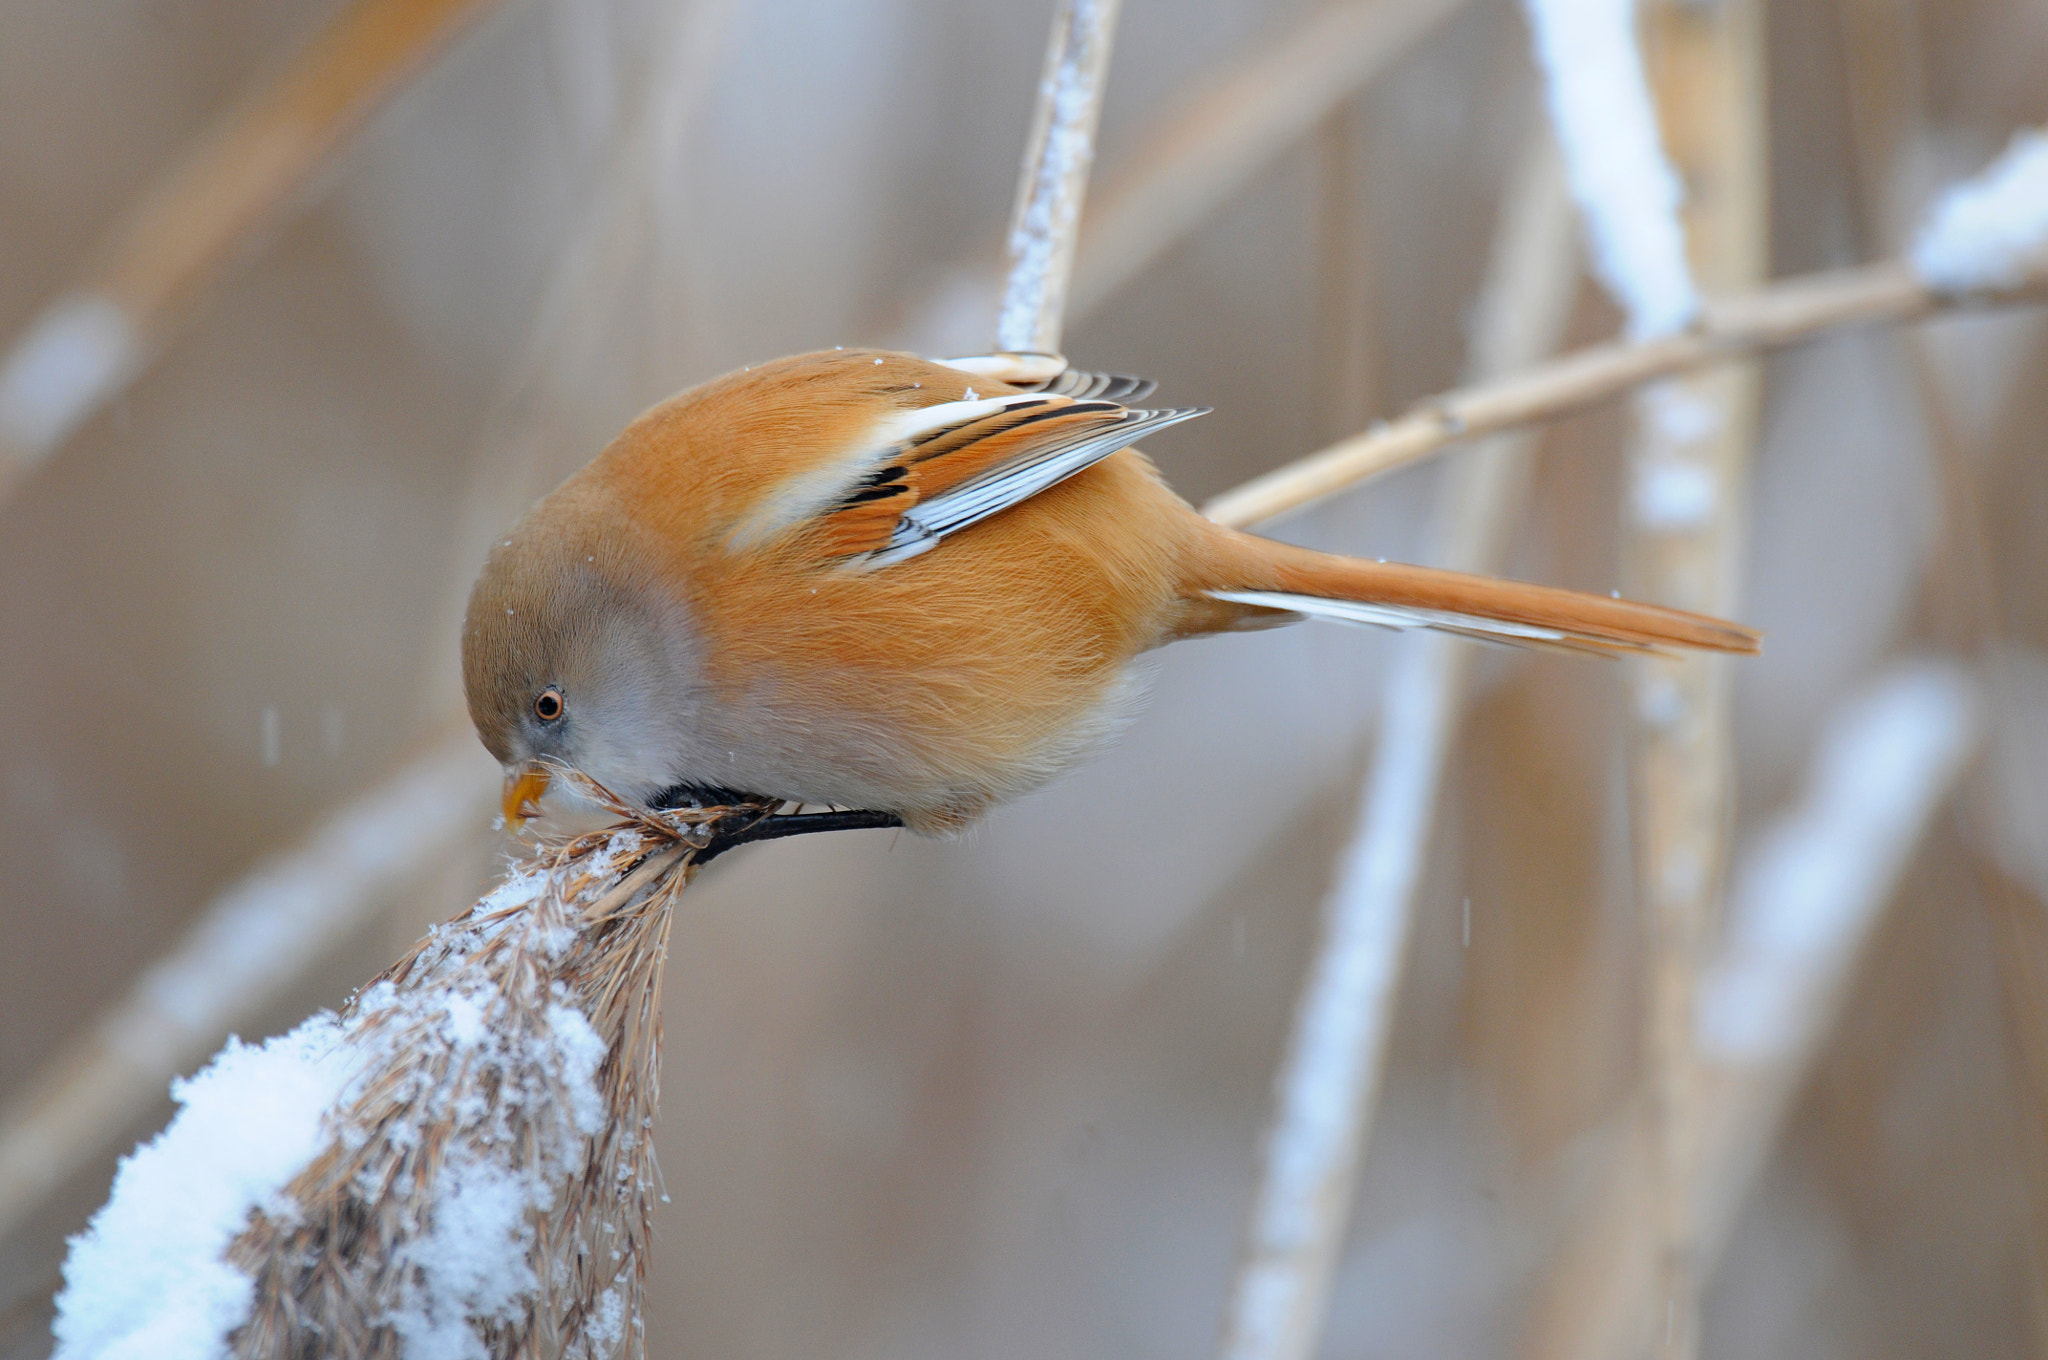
[{"xmin": 1, "ymin": 0, "xmax": 2046, "ymax": 1354}]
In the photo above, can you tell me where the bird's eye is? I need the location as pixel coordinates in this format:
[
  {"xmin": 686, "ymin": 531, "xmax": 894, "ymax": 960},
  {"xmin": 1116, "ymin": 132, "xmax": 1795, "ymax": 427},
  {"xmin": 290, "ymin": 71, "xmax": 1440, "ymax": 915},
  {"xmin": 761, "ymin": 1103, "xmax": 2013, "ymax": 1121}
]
[{"xmin": 534, "ymin": 689, "xmax": 564, "ymax": 722}]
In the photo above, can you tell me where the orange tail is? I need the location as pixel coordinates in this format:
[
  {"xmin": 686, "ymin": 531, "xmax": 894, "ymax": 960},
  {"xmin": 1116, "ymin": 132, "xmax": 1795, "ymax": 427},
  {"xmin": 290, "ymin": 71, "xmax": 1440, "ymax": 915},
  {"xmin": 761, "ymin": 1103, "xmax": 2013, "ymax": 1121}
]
[{"xmin": 1193, "ymin": 528, "xmax": 1761, "ymax": 657}]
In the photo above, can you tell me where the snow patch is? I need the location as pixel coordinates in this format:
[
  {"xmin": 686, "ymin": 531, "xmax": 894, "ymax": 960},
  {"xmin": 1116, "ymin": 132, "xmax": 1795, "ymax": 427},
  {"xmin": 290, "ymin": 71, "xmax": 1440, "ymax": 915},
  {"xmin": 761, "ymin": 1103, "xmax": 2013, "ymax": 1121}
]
[
  {"xmin": 995, "ymin": 0, "xmax": 1113, "ymax": 353},
  {"xmin": 0, "ymin": 293, "xmax": 137, "ymax": 457},
  {"xmin": 1911, "ymin": 127, "xmax": 2048, "ymax": 293},
  {"xmin": 1521, "ymin": 0, "xmax": 1698, "ymax": 338},
  {"xmin": 49, "ymin": 846, "xmax": 621, "ymax": 1360},
  {"xmin": 52, "ymin": 1019, "xmax": 361, "ymax": 1360}
]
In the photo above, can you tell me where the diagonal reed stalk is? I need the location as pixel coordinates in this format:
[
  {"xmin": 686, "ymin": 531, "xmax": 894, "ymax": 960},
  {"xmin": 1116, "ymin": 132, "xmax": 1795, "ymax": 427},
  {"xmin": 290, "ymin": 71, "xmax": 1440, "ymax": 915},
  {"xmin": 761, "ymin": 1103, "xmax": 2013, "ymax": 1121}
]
[
  {"xmin": 1201, "ymin": 258, "xmax": 2047, "ymax": 530},
  {"xmin": 0, "ymin": 0, "xmax": 505, "ymax": 496}
]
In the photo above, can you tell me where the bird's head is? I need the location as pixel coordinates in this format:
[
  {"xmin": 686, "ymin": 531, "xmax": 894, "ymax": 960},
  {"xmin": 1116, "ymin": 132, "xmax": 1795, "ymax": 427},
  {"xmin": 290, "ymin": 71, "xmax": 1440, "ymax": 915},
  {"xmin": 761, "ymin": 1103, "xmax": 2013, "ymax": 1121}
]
[{"xmin": 461, "ymin": 515, "xmax": 707, "ymax": 830}]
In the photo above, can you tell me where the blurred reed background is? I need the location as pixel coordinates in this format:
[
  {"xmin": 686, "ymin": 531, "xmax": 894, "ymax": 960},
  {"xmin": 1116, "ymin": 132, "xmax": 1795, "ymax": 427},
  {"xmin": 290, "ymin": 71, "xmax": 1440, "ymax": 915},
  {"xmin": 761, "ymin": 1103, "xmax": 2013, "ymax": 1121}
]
[{"xmin": 0, "ymin": 0, "xmax": 2044, "ymax": 1355}]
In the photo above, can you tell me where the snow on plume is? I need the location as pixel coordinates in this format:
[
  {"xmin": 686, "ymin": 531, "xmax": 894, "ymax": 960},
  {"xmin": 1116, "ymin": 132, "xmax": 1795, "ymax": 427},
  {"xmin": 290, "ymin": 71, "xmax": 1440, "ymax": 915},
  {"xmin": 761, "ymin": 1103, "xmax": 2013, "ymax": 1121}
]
[
  {"xmin": 1911, "ymin": 127, "xmax": 2048, "ymax": 293},
  {"xmin": 1521, "ymin": 0, "xmax": 1699, "ymax": 338},
  {"xmin": 51, "ymin": 1019, "xmax": 361, "ymax": 1360},
  {"xmin": 48, "ymin": 846, "xmax": 626, "ymax": 1360}
]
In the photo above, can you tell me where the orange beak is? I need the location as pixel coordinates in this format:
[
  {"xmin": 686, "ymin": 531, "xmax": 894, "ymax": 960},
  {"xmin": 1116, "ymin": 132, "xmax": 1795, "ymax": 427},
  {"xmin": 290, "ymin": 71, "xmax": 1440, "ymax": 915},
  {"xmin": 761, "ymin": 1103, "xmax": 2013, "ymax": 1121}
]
[{"xmin": 502, "ymin": 763, "xmax": 551, "ymax": 831}]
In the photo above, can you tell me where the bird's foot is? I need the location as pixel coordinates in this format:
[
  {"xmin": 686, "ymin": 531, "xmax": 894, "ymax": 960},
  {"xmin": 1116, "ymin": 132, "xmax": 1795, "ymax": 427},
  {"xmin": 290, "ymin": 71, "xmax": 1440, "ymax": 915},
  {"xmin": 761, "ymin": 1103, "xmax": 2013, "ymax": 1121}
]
[
  {"xmin": 649, "ymin": 784, "xmax": 902, "ymax": 864},
  {"xmin": 694, "ymin": 808, "xmax": 903, "ymax": 864}
]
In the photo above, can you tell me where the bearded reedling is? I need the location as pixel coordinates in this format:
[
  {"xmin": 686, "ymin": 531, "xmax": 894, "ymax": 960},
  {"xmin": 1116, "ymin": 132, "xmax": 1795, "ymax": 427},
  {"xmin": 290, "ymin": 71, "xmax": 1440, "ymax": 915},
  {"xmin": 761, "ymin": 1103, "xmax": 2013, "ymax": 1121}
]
[{"xmin": 463, "ymin": 348, "xmax": 1759, "ymax": 841}]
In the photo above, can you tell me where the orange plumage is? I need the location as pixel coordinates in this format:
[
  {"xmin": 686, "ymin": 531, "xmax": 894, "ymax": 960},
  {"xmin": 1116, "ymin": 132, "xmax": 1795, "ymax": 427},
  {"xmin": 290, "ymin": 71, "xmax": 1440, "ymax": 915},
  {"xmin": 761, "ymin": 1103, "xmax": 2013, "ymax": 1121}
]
[{"xmin": 462, "ymin": 348, "xmax": 1758, "ymax": 834}]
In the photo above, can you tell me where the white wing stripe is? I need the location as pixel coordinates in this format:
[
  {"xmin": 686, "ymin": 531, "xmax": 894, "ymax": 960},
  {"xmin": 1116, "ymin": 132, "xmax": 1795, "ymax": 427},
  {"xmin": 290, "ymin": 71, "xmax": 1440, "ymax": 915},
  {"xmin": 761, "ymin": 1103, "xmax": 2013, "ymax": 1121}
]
[
  {"xmin": 728, "ymin": 394, "xmax": 1049, "ymax": 549},
  {"xmin": 933, "ymin": 352, "xmax": 1068, "ymax": 385},
  {"xmin": 871, "ymin": 393, "xmax": 1043, "ymax": 447},
  {"xmin": 863, "ymin": 407, "xmax": 1207, "ymax": 566},
  {"xmin": 1205, "ymin": 589, "xmax": 1598, "ymax": 646}
]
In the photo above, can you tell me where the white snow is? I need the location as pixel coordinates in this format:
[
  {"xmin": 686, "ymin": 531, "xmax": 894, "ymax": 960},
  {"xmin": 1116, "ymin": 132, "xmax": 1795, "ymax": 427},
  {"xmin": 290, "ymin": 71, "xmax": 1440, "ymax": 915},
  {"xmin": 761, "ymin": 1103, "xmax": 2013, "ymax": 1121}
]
[
  {"xmin": 364, "ymin": 972, "xmax": 611, "ymax": 1360},
  {"xmin": 995, "ymin": 0, "xmax": 1114, "ymax": 354},
  {"xmin": 49, "ymin": 843, "xmax": 623, "ymax": 1360},
  {"xmin": 386, "ymin": 1152, "xmax": 539, "ymax": 1360},
  {"xmin": 0, "ymin": 292, "xmax": 138, "ymax": 458},
  {"xmin": 51, "ymin": 1018, "xmax": 361, "ymax": 1360},
  {"xmin": 1631, "ymin": 457, "xmax": 1717, "ymax": 529},
  {"xmin": 1521, "ymin": 0, "xmax": 1699, "ymax": 338},
  {"xmin": 1910, "ymin": 127, "xmax": 2048, "ymax": 293},
  {"xmin": 1698, "ymin": 661, "xmax": 1980, "ymax": 1062}
]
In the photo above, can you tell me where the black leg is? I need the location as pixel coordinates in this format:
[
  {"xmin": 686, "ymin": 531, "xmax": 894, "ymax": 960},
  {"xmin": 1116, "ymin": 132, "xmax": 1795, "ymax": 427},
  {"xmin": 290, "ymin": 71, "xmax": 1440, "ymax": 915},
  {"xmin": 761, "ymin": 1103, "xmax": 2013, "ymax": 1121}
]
[
  {"xmin": 695, "ymin": 808, "xmax": 903, "ymax": 865},
  {"xmin": 649, "ymin": 782, "xmax": 903, "ymax": 864}
]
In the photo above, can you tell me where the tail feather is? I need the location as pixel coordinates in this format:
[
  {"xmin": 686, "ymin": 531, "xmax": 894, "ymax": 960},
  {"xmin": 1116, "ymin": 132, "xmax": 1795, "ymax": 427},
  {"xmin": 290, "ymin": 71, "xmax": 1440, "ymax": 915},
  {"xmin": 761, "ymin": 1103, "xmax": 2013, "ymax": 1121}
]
[{"xmin": 1199, "ymin": 532, "xmax": 1761, "ymax": 658}]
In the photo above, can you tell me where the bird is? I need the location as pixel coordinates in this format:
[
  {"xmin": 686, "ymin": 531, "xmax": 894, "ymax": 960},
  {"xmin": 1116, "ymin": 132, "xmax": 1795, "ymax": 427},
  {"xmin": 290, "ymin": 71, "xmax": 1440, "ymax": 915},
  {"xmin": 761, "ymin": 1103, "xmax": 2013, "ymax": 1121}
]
[{"xmin": 463, "ymin": 347, "xmax": 1759, "ymax": 840}]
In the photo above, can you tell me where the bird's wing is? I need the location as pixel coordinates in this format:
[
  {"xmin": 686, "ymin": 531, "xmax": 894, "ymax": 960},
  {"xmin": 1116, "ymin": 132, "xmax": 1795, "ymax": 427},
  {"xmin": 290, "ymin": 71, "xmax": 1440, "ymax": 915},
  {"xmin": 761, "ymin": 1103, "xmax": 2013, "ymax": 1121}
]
[
  {"xmin": 808, "ymin": 392, "xmax": 1206, "ymax": 567},
  {"xmin": 1039, "ymin": 368, "xmax": 1158, "ymax": 402}
]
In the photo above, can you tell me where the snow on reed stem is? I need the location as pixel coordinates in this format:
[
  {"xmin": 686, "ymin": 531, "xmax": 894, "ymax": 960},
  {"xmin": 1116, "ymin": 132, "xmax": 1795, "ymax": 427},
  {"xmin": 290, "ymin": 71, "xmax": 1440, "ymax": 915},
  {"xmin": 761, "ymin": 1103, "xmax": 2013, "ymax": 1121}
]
[
  {"xmin": 0, "ymin": 734, "xmax": 493, "ymax": 1248},
  {"xmin": 894, "ymin": 0, "xmax": 1465, "ymax": 356},
  {"xmin": 1198, "ymin": 258, "xmax": 2048, "ymax": 530},
  {"xmin": 995, "ymin": 0, "xmax": 1122, "ymax": 357},
  {"xmin": 1910, "ymin": 127, "xmax": 2048, "ymax": 292},
  {"xmin": 1216, "ymin": 134, "xmax": 1577, "ymax": 1360},
  {"xmin": 1697, "ymin": 662, "xmax": 1981, "ymax": 1074},
  {"xmin": 50, "ymin": 788, "xmax": 754, "ymax": 1360},
  {"xmin": 0, "ymin": 0, "xmax": 502, "ymax": 491},
  {"xmin": 1614, "ymin": 3, "xmax": 1767, "ymax": 1356},
  {"xmin": 1520, "ymin": 0, "xmax": 1697, "ymax": 339}
]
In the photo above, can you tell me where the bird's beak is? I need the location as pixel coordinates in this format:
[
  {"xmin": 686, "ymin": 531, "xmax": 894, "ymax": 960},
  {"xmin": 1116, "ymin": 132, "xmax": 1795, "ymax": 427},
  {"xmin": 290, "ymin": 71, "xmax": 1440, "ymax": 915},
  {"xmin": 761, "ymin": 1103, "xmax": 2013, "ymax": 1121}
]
[{"xmin": 502, "ymin": 763, "xmax": 551, "ymax": 831}]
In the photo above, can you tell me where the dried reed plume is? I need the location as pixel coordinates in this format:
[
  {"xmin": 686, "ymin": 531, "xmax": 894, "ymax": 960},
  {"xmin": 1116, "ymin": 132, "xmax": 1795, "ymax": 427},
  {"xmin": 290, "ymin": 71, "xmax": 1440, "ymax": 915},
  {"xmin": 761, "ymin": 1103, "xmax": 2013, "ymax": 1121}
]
[{"xmin": 107, "ymin": 780, "xmax": 772, "ymax": 1360}]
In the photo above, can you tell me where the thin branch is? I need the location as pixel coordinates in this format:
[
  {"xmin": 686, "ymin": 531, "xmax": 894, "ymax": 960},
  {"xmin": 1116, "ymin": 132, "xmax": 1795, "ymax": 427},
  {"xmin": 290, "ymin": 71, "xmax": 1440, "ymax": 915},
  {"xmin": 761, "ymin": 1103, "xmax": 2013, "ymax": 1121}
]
[
  {"xmin": 994, "ymin": 0, "xmax": 1123, "ymax": 355},
  {"xmin": 1200, "ymin": 260, "xmax": 2043, "ymax": 529},
  {"xmin": 1218, "ymin": 131, "xmax": 1578, "ymax": 1360},
  {"xmin": 0, "ymin": 0, "xmax": 504, "ymax": 494}
]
